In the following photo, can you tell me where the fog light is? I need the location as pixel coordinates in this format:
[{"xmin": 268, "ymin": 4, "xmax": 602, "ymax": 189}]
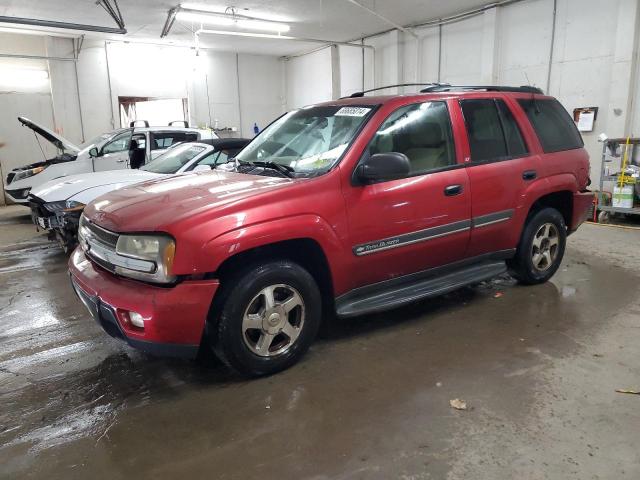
[{"xmin": 129, "ymin": 311, "xmax": 145, "ymax": 328}]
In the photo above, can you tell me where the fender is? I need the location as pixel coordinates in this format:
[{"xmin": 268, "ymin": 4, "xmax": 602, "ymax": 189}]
[
  {"xmin": 514, "ymin": 172, "xmax": 578, "ymax": 233},
  {"xmin": 198, "ymin": 214, "xmax": 352, "ymax": 293}
]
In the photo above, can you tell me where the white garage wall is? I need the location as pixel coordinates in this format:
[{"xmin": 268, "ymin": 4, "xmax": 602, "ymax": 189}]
[
  {"xmin": 1, "ymin": 33, "xmax": 286, "ymax": 202},
  {"xmin": 284, "ymin": 0, "xmax": 640, "ymax": 187},
  {"xmin": 284, "ymin": 47, "xmax": 334, "ymax": 109}
]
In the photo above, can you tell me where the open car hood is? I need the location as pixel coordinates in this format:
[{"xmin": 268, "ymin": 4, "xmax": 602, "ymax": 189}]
[{"xmin": 18, "ymin": 116, "xmax": 80, "ymax": 154}]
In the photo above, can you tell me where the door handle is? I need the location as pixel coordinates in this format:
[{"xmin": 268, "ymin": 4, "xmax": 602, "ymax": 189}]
[
  {"xmin": 444, "ymin": 184, "xmax": 463, "ymax": 196},
  {"xmin": 116, "ymin": 159, "xmax": 126, "ymax": 163},
  {"xmin": 522, "ymin": 170, "xmax": 537, "ymax": 180}
]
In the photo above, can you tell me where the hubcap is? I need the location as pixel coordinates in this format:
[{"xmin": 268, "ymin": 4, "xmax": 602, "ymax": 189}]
[
  {"xmin": 242, "ymin": 284, "xmax": 305, "ymax": 357},
  {"xmin": 531, "ymin": 222, "xmax": 559, "ymax": 272}
]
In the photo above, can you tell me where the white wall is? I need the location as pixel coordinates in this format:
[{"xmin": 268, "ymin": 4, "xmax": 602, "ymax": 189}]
[
  {"xmin": 285, "ymin": 47, "xmax": 334, "ymax": 109},
  {"xmin": 283, "ymin": 0, "xmax": 640, "ymax": 188},
  {"xmin": 1, "ymin": 33, "xmax": 286, "ymax": 202}
]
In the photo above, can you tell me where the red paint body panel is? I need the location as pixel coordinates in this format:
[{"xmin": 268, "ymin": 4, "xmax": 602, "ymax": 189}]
[
  {"xmin": 69, "ymin": 248, "xmax": 218, "ymax": 345},
  {"xmin": 73, "ymin": 90, "xmax": 593, "ymax": 354}
]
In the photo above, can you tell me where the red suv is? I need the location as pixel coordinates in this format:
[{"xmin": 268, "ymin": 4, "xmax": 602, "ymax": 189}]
[{"xmin": 69, "ymin": 85, "xmax": 592, "ymax": 376}]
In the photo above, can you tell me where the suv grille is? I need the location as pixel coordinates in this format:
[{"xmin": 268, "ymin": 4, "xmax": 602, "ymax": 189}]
[
  {"xmin": 80, "ymin": 216, "xmax": 119, "ymax": 248},
  {"xmin": 79, "ymin": 216, "xmax": 120, "ymax": 273}
]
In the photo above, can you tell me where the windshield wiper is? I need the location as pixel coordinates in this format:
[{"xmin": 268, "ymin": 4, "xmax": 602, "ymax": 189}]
[{"xmin": 235, "ymin": 159, "xmax": 295, "ymax": 178}]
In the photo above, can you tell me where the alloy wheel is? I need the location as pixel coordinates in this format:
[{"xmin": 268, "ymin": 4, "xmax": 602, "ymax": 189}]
[
  {"xmin": 241, "ymin": 284, "xmax": 305, "ymax": 357},
  {"xmin": 531, "ymin": 222, "xmax": 559, "ymax": 272}
]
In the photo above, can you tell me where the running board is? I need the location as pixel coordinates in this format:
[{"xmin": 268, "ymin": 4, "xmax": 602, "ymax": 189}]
[{"xmin": 336, "ymin": 259, "xmax": 508, "ymax": 318}]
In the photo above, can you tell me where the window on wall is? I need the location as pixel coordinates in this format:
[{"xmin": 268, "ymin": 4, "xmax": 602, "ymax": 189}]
[
  {"xmin": 368, "ymin": 101, "xmax": 456, "ymax": 175},
  {"xmin": 518, "ymin": 98, "xmax": 583, "ymax": 153},
  {"xmin": 461, "ymin": 99, "xmax": 528, "ymax": 162},
  {"xmin": 119, "ymin": 97, "xmax": 189, "ymax": 128}
]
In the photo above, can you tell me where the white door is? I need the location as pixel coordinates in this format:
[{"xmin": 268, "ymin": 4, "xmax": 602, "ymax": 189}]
[{"xmin": 94, "ymin": 129, "xmax": 133, "ymax": 171}]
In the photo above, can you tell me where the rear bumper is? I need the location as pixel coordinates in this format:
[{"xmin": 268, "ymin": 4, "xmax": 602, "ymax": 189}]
[
  {"xmin": 69, "ymin": 248, "xmax": 219, "ymax": 359},
  {"xmin": 570, "ymin": 190, "xmax": 595, "ymax": 232}
]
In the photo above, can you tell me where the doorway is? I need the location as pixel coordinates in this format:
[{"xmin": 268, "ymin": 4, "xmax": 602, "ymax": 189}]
[{"xmin": 119, "ymin": 97, "xmax": 188, "ymax": 128}]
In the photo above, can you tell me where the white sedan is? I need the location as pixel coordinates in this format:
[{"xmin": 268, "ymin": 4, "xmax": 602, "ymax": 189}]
[{"xmin": 28, "ymin": 138, "xmax": 250, "ymax": 252}]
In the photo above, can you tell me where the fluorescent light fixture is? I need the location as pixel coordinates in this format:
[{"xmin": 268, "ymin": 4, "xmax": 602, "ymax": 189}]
[{"xmin": 175, "ymin": 9, "xmax": 290, "ymax": 33}]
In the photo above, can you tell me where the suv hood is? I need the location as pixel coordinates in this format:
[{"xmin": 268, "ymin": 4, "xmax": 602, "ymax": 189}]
[
  {"xmin": 84, "ymin": 171, "xmax": 294, "ymax": 232},
  {"xmin": 30, "ymin": 170, "xmax": 162, "ymax": 202},
  {"xmin": 19, "ymin": 116, "xmax": 80, "ymax": 154}
]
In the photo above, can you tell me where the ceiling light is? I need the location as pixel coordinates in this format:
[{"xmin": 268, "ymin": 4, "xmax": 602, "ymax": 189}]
[{"xmin": 175, "ymin": 9, "xmax": 290, "ymax": 33}]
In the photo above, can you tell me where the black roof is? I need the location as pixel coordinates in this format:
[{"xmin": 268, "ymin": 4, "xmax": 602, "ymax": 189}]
[{"xmin": 196, "ymin": 138, "xmax": 251, "ymax": 149}]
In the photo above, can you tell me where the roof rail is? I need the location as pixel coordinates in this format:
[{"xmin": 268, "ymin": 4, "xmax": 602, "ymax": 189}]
[
  {"xmin": 420, "ymin": 85, "xmax": 544, "ymax": 94},
  {"xmin": 130, "ymin": 120, "xmax": 150, "ymax": 128},
  {"xmin": 345, "ymin": 83, "xmax": 450, "ymax": 98},
  {"xmin": 168, "ymin": 120, "xmax": 189, "ymax": 128}
]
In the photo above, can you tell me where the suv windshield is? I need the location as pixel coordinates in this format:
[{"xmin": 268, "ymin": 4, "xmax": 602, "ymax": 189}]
[
  {"xmin": 140, "ymin": 144, "xmax": 206, "ymax": 174},
  {"xmin": 236, "ymin": 105, "xmax": 375, "ymax": 176}
]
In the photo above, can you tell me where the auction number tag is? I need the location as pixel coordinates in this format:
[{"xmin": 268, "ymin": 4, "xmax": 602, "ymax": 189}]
[{"xmin": 335, "ymin": 107, "xmax": 371, "ymax": 117}]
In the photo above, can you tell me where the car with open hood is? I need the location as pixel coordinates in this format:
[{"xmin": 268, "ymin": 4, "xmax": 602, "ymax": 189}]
[
  {"xmin": 28, "ymin": 138, "xmax": 249, "ymax": 252},
  {"xmin": 69, "ymin": 84, "xmax": 593, "ymax": 377},
  {"xmin": 4, "ymin": 117, "xmax": 216, "ymax": 204}
]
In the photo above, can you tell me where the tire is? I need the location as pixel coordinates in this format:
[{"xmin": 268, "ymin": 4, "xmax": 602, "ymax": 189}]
[
  {"xmin": 211, "ymin": 260, "xmax": 322, "ymax": 377},
  {"xmin": 508, "ymin": 207, "xmax": 567, "ymax": 285}
]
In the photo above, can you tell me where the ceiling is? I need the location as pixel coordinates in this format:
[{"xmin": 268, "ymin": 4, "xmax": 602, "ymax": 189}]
[{"xmin": 0, "ymin": 0, "xmax": 491, "ymax": 56}]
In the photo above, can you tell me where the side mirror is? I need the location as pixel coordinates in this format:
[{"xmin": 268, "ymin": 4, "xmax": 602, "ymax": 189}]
[
  {"xmin": 192, "ymin": 164, "xmax": 212, "ymax": 172},
  {"xmin": 89, "ymin": 147, "xmax": 99, "ymax": 158},
  {"xmin": 355, "ymin": 152, "xmax": 410, "ymax": 184}
]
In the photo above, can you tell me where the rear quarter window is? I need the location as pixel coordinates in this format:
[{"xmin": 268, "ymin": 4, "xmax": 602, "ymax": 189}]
[{"xmin": 518, "ymin": 98, "xmax": 583, "ymax": 153}]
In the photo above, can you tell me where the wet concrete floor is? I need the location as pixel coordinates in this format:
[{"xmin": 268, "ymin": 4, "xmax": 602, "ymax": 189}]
[{"xmin": 1, "ymin": 205, "xmax": 639, "ymax": 479}]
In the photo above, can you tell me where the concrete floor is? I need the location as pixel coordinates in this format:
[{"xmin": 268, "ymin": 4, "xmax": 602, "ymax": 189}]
[{"xmin": 1, "ymin": 204, "xmax": 639, "ymax": 480}]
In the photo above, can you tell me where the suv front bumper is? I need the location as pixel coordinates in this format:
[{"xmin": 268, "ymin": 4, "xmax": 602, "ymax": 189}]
[{"xmin": 69, "ymin": 248, "xmax": 219, "ymax": 358}]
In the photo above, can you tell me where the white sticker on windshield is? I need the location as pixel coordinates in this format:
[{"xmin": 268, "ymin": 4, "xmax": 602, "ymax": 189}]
[{"xmin": 335, "ymin": 107, "xmax": 371, "ymax": 117}]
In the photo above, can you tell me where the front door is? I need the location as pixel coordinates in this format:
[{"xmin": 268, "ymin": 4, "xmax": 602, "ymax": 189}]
[
  {"xmin": 343, "ymin": 100, "xmax": 472, "ymax": 289},
  {"xmin": 95, "ymin": 129, "xmax": 134, "ymax": 171},
  {"xmin": 457, "ymin": 97, "xmax": 541, "ymax": 257}
]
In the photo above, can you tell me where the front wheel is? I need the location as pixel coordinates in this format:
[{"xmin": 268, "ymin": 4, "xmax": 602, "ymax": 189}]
[
  {"xmin": 508, "ymin": 207, "xmax": 567, "ymax": 285},
  {"xmin": 211, "ymin": 260, "xmax": 322, "ymax": 377}
]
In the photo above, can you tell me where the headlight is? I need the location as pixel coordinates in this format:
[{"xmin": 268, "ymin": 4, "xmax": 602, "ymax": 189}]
[
  {"xmin": 63, "ymin": 200, "xmax": 85, "ymax": 212},
  {"xmin": 44, "ymin": 200, "xmax": 85, "ymax": 213},
  {"xmin": 13, "ymin": 166, "xmax": 46, "ymax": 182},
  {"xmin": 115, "ymin": 234, "xmax": 176, "ymax": 283}
]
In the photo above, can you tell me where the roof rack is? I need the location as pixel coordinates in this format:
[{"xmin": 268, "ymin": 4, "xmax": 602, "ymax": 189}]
[
  {"xmin": 346, "ymin": 83, "xmax": 450, "ymax": 98},
  {"xmin": 168, "ymin": 120, "xmax": 189, "ymax": 128},
  {"xmin": 130, "ymin": 120, "xmax": 150, "ymax": 128},
  {"xmin": 419, "ymin": 84, "xmax": 544, "ymax": 94}
]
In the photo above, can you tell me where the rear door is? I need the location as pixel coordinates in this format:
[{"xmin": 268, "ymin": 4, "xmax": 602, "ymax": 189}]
[
  {"xmin": 343, "ymin": 100, "xmax": 472, "ymax": 288},
  {"xmin": 458, "ymin": 97, "xmax": 541, "ymax": 257}
]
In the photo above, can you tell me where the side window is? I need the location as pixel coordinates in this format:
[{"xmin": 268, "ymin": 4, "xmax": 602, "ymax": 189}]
[
  {"xmin": 368, "ymin": 101, "xmax": 456, "ymax": 175},
  {"xmin": 518, "ymin": 98, "xmax": 583, "ymax": 153},
  {"xmin": 151, "ymin": 132, "xmax": 187, "ymax": 150},
  {"xmin": 460, "ymin": 99, "xmax": 508, "ymax": 162},
  {"xmin": 496, "ymin": 100, "xmax": 527, "ymax": 157},
  {"xmin": 102, "ymin": 131, "xmax": 132, "ymax": 154}
]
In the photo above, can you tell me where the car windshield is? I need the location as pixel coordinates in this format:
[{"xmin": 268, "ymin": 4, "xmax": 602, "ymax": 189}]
[
  {"xmin": 140, "ymin": 144, "xmax": 207, "ymax": 174},
  {"xmin": 235, "ymin": 105, "xmax": 375, "ymax": 176},
  {"xmin": 78, "ymin": 130, "xmax": 127, "ymax": 149}
]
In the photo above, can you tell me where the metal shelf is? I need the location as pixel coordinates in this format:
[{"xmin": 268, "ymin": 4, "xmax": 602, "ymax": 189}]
[{"xmin": 598, "ymin": 206, "xmax": 640, "ymax": 215}]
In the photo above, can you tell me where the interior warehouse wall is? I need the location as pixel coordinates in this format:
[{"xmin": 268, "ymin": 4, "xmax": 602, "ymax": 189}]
[
  {"xmin": 0, "ymin": 33, "xmax": 285, "ymax": 203},
  {"xmin": 283, "ymin": 0, "xmax": 640, "ymax": 188}
]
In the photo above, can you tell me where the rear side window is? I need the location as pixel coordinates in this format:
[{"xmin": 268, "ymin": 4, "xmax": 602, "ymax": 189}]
[
  {"xmin": 460, "ymin": 99, "xmax": 528, "ymax": 162},
  {"xmin": 518, "ymin": 98, "xmax": 583, "ymax": 153},
  {"xmin": 151, "ymin": 132, "xmax": 196, "ymax": 150}
]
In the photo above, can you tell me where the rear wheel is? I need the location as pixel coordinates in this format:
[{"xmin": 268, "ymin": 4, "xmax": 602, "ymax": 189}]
[
  {"xmin": 508, "ymin": 207, "xmax": 566, "ymax": 285},
  {"xmin": 211, "ymin": 260, "xmax": 321, "ymax": 377}
]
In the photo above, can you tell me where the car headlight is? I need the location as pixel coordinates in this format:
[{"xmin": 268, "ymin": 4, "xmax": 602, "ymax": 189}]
[
  {"xmin": 44, "ymin": 200, "xmax": 86, "ymax": 213},
  {"xmin": 115, "ymin": 234, "xmax": 176, "ymax": 284},
  {"xmin": 13, "ymin": 166, "xmax": 46, "ymax": 182}
]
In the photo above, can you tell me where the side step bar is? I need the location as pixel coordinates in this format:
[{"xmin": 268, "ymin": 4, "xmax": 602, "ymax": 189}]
[{"xmin": 336, "ymin": 259, "xmax": 508, "ymax": 318}]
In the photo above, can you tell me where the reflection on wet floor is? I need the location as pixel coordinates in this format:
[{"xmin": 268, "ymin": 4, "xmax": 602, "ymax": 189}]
[{"xmin": 1, "ymin": 208, "xmax": 640, "ymax": 479}]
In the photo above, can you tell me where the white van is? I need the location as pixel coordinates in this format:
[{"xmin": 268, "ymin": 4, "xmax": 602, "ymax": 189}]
[{"xmin": 4, "ymin": 117, "xmax": 216, "ymax": 204}]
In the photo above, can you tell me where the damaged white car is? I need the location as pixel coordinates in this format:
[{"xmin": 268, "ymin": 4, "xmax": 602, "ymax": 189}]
[
  {"xmin": 5, "ymin": 117, "xmax": 216, "ymax": 204},
  {"xmin": 28, "ymin": 138, "xmax": 250, "ymax": 252}
]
